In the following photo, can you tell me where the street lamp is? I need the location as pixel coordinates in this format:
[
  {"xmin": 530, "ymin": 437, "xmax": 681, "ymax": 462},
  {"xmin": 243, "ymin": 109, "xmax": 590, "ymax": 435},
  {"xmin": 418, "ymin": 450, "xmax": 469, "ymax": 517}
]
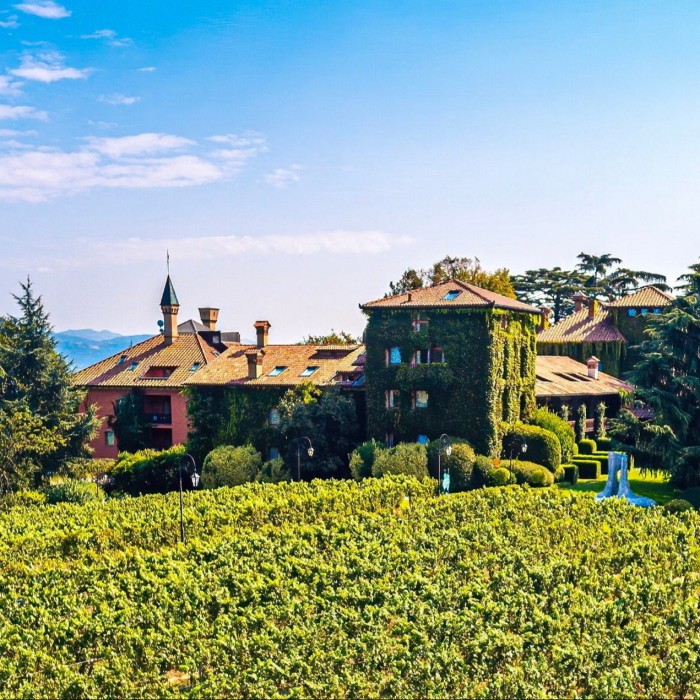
[
  {"xmin": 296, "ymin": 436, "xmax": 314, "ymax": 481},
  {"xmin": 508, "ymin": 435, "xmax": 528, "ymax": 477},
  {"xmin": 179, "ymin": 454, "xmax": 200, "ymax": 544},
  {"xmin": 437, "ymin": 433, "xmax": 452, "ymax": 495}
]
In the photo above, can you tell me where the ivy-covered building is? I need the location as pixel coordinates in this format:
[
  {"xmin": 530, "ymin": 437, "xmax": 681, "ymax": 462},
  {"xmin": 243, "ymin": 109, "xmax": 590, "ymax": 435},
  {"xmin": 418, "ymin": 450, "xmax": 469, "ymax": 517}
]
[
  {"xmin": 360, "ymin": 279, "xmax": 542, "ymax": 456},
  {"xmin": 537, "ymin": 286, "xmax": 674, "ymax": 377}
]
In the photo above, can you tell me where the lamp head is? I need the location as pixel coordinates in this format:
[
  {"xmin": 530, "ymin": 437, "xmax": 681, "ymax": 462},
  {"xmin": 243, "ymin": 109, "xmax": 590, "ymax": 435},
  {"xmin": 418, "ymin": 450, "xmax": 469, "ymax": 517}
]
[
  {"xmin": 191, "ymin": 471, "xmax": 200, "ymax": 488},
  {"xmin": 521, "ymin": 442, "xmax": 528, "ymax": 454},
  {"xmin": 307, "ymin": 446, "xmax": 314, "ymax": 458},
  {"xmin": 445, "ymin": 444, "xmax": 452, "ymax": 457}
]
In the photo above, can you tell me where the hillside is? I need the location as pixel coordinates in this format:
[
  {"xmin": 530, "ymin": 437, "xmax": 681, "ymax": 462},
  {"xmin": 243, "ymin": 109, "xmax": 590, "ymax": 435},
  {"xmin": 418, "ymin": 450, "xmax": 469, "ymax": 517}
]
[
  {"xmin": 0, "ymin": 478, "xmax": 699, "ymax": 698},
  {"xmin": 53, "ymin": 329, "xmax": 152, "ymax": 370}
]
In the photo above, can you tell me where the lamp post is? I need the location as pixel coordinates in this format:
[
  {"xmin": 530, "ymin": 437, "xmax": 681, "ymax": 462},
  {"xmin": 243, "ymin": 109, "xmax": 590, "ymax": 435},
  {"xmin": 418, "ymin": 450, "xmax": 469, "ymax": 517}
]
[
  {"xmin": 437, "ymin": 433, "xmax": 452, "ymax": 495},
  {"xmin": 508, "ymin": 435, "xmax": 528, "ymax": 478},
  {"xmin": 296, "ymin": 436, "xmax": 314, "ymax": 482},
  {"xmin": 179, "ymin": 454, "xmax": 200, "ymax": 544}
]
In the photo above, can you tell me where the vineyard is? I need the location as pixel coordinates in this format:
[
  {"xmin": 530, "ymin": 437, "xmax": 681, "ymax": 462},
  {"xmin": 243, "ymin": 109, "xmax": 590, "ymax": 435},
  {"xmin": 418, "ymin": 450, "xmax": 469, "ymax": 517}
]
[{"xmin": 2, "ymin": 478, "xmax": 700, "ymax": 698}]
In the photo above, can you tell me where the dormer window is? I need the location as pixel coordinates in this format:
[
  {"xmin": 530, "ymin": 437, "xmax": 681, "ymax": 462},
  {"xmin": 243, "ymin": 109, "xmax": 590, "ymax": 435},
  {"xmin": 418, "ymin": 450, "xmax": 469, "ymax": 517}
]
[
  {"xmin": 412, "ymin": 312, "xmax": 429, "ymax": 332},
  {"xmin": 268, "ymin": 366, "xmax": 288, "ymax": 377},
  {"xmin": 300, "ymin": 366, "xmax": 319, "ymax": 377},
  {"xmin": 143, "ymin": 366, "xmax": 176, "ymax": 379},
  {"xmin": 128, "ymin": 361, "xmax": 139, "ymax": 371},
  {"xmin": 117, "ymin": 355, "xmax": 128, "ymax": 365},
  {"xmin": 443, "ymin": 290, "xmax": 461, "ymax": 301}
]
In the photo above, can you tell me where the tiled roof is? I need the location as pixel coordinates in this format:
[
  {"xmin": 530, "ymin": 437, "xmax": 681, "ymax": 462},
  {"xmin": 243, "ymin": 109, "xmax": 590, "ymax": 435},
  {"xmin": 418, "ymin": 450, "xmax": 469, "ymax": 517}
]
[
  {"xmin": 607, "ymin": 285, "xmax": 674, "ymax": 308},
  {"xmin": 537, "ymin": 307, "xmax": 626, "ymax": 344},
  {"xmin": 535, "ymin": 356, "xmax": 632, "ymax": 398},
  {"xmin": 72, "ymin": 333, "xmax": 221, "ymax": 389},
  {"xmin": 186, "ymin": 344, "xmax": 366, "ymax": 388},
  {"xmin": 361, "ymin": 278, "xmax": 541, "ymax": 314}
]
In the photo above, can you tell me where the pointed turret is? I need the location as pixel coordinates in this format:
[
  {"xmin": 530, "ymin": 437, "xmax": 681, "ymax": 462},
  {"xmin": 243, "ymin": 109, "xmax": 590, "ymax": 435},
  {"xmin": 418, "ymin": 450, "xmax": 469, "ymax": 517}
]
[{"xmin": 160, "ymin": 275, "xmax": 180, "ymax": 345}]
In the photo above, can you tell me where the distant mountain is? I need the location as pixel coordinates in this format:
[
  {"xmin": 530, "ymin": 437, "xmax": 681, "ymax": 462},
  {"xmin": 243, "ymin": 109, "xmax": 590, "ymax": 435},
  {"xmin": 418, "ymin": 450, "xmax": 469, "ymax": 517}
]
[{"xmin": 54, "ymin": 329, "xmax": 152, "ymax": 371}]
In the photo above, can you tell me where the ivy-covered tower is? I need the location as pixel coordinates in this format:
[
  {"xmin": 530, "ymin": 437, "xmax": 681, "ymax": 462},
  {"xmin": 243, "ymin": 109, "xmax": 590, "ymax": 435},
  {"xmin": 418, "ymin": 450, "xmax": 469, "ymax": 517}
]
[{"xmin": 360, "ymin": 279, "xmax": 542, "ymax": 456}]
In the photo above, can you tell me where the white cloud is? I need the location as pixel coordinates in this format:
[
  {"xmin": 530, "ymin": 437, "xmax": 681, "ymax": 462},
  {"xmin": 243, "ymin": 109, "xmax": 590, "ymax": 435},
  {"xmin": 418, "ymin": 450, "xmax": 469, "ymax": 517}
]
[
  {"xmin": 263, "ymin": 164, "xmax": 303, "ymax": 189},
  {"xmin": 14, "ymin": 1, "xmax": 70, "ymax": 19},
  {"xmin": 86, "ymin": 133, "xmax": 194, "ymax": 158},
  {"xmin": 10, "ymin": 52, "xmax": 92, "ymax": 83},
  {"xmin": 81, "ymin": 28, "xmax": 133, "ymax": 47},
  {"xmin": 0, "ymin": 105, "xmax": 48, "ymax": 121},
  {"xmin": 0, "ymin": 128, "xmax": 38, "ymax": 137},
  {"xmin": 99, "ymin": 93, "xmax": 140, "ymax": 106},
  {"xmin": 0, "ymin": 14, "xmax": 19, "ymax": 28},
  {"xmin": 0, "ymin": 75, "xmax": 24, "ymax": 96},
  {"xmin": 138, "ymin": 66, "xmax": 156, "ymax": 72},
  {"xmin": 207, "ymin": 133, "xmax": 265, "ymax": 147}
]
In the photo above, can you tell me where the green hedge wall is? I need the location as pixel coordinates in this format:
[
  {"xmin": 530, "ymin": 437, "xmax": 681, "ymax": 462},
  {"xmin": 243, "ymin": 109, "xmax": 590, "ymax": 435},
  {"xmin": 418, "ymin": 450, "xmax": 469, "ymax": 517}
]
[
  {"xmin": 501, "ymin": 422, "xmax": 562, "ymax": 472},
  {"xmin": 572, "ymin": 459, "xmax": 601, "ymax": 479}
]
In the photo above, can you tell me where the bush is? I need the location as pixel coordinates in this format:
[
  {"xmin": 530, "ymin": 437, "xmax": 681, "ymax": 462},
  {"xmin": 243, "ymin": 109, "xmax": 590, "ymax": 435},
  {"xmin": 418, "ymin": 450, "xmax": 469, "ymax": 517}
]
[
  {"xmin": 257, "ymin": 457, "xmax": 292, "ymax": 484},
  {"xmin": 553, "ymin": 465, "xmax": 566, "ymax": 483},
  {"xmin": 531, "ymin": 408, "xmax": 576, "ymax": 462},
  {"xmin": 472, "ymin": 455, "xmax": 496, "ymax": 488},
  {"xmin": 490, "ymin": 467, "xmax": 513, "ymax": 486},
  {"xmin": 202, "ymin": 445, "xmax": 263, "ymax": 489},
  {"xmin": 509, "ymin": 460, "xmax": 554, "ymax": 488},
  {"xmin": 426, "ymin": 436, "xmax": 470, "ymax": 477},
  {"xmin": 0, "ymin": 490, "xmax": 47, "ymax": 511},
  {"xmin": 372, "ymin": 443, "xmax": 429, "ymax": 479},
  {"xmin": 501, "ymin": 423, "xmax": 561, "ymax": 472},
  {"xmin": 664, "ymin": 499, "xmax": 693, "ymax": 514},
  {"xmin": 62, "ymin": 458, "xmax": 116, "ymax": 481},
  {"xmin": 44, "ymin": 479, "xmax": 103, "ymax": 505},
  {"xmin": 592, "ymin": 452, "xmax": 610, "ymax": 475},
  {"xmin": 573, "ymin": 459, "xmax": 601, "ymax": 479},
  {"xmin": 443, "ymin": 443, "xmax": 477, "ymax": 492},
  {"xmin": 578, "ymin": 439, "xmax": 597, "ymax": 455},
  {"xmin": 597, "ymin": 437, "xmax": 613, "ymax": 451},
  {"xmin": 107, "ymin": 445, "xmax": 187, "ymax": 495},
  {"xmin": 563, "ymin": 464, "xmax": 579, "ymax": 485},
  {"xmin": 349, "ymin": 439, "xmax": 382, "ymax": 481},
  {"xmin": 575, "ymin": 404, "xmax": 587, "ymax": 443}
]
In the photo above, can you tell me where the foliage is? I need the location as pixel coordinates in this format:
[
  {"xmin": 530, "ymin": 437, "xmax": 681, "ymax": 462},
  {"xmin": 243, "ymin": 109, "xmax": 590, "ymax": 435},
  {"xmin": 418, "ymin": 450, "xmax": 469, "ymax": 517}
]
[
  {"xmin": 575, "ymin": 404, "xmax": 587, "ymax": 443},
  {"xmin": 112, "ymin": 389, "xmax": 149, "ymax": 453},
  {"xmin": 578, "ymin": 438, "xmax": 597, "ymax": 455},
  {"xmin": 388, "ymin": 255, "xmax": 516, "ymax": 298},
  {"xmin": 201, "ymin": 445, "xmax": 263, "ymax": 488},
  {"xmin": 563, "ymin": 464, "xmax": 579, "ymax": 485},
  {"xmin": 572, "ymin": 459, "xmax": 601, "ymax": 479},
  {"xmin": 257, "ymin": 457, "xmax": 292, "ymax": 484},
  {"xmin": 595, "ymin": 401, "xmax": 607, "ymax": 438},
  {"xmin": 508, "ymin": 460, "xmax": 555, "ymax": 487},
  {"xmin": 301, "ymin": 330, "xmax": 360, "ymax": 345},
  {"xmin": 490, "ymin": 466, "xmax": 512, "ymax": 486},
  {"xmin": 44, "ymin": 479, "xmax": 103, "ymax": 505},
  {"xmin": 0, "ymin": 280, "xmax": 97, "ymax": 489},
  {"xmin": 512, "ymin": 267, "xmax": 587, "ymax": 322},
  {"xmin": 349, "ymin": 439, "xmax": 383, "ymax": 481},
  {"xmin": 472, "ymin": 454, "xmax": 496, "ymax": 487},
  {"xmin": 663, "ymin": 499, "xmax": 693, "ymax": 514},
  {"xmin": 531, "ymin": 407, "xmax": 576, "ymax": 462},
  {"xmin": 372, "ymin": 443, "xmax": 429, "ymax": 478},
  {"xmin": 442, "ymin": 442, "xmax": 476, "ymax": 492},
  {"xmin": 107, "ymin": 445, "xmax": 187, "ymax": 495},
  {"xmin": 501, "ymin": 422, "xmax": 562, "ymax": 472},
  {"xmin": 0, "ymin": 489, "xmax": 46, "ymax": 511},
  {"xmin": 597, "ymin": 437, "xmax": 613, "ymax": 451}
]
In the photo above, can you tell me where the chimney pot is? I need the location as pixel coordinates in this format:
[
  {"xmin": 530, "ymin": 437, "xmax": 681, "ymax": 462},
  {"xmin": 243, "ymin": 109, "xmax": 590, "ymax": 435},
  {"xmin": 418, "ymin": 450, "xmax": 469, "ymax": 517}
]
[
  {"xmin": 254, "ymin": 320, "xmax": 271, "ymax": 348},
  {"xmin": 588, "ymin": 298, "xmax": 600, "ymax": 319},
  {"xmin": 573, "ymin": 290, "xmax": 588, "ymax": 313},
  {"xmin": 245, "ymin": 350, "xmax": 264, "ymax": 379},
  {"xmin": 587, "ymin": 355, "xmax": 600, "ymax": 380},
  {"xmin": 198, "ymin": 307, "xmax": 219, "ymax": 331}
]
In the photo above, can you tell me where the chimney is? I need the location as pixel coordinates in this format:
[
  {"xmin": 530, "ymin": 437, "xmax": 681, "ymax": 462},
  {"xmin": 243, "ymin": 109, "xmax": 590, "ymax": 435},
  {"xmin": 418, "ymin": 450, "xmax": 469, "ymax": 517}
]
[
  {"xmin": 587, "ymin": 356, "xmax": 600, "ymax": 380},
  {"xmin": 407, "ymin": 292, "xmax": 412, "ymax": 302},
  {"xmin": 160, "ymin": 275, "xmax": 180, "ymax": 346},
  {"xmin": 245, "ymin": 350, "xmax": 264, "ymax": 379},
  {"xmin": 588, "ymin": 298, "xmax": 600, "ymax": 319},
  {"xmin": 573, "ymin": 290, "xmax": 587, "ymax": 313},
  {"xmin": 198, "ymin": 307, "xmax": 219, "ymax": 331},
  {"xmin": 254, "ymin": 320, "xmax": 271, "ymax": 348},
  {"xmin": 539, "ymin": 306, "xmax": 552, "ymax": 331}
]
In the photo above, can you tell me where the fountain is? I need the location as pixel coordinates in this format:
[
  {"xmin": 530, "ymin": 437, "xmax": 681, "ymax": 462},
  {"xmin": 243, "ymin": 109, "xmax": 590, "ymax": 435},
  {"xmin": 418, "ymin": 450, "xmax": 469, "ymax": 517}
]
[{"xmin": 595, "ymin": 452, "xmax": 656, "ymax": 507}]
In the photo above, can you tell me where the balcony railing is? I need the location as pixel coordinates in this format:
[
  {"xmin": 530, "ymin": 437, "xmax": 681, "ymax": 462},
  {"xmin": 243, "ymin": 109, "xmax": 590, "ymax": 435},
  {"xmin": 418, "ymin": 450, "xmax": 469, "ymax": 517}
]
[{"xmin": 146, "ymin": 413, "xmax": 172, "ymax": 425}]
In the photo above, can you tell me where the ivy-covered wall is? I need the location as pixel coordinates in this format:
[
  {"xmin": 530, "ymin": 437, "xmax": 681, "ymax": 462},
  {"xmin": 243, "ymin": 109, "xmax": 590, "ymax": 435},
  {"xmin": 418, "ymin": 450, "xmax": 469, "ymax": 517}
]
[
  {"xmin": 364, "ymin": 307, "xmax": 539, "ymax": 456},
  {"xmin": 536, "ymin": 340, "xmax": 626, "ymax": 378}
]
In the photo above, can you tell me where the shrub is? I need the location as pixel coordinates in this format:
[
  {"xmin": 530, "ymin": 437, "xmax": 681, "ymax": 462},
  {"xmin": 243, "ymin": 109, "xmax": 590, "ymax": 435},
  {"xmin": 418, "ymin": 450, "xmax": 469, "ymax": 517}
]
[
  {"xmin": 426, "ymin": 436, "xmax": 470, "ymax": 477},
  {"xmin": 258, "ymin": 457, "xmax": 292, "ymax": 484},
  {"xmin": 107, "ymin": 445, "xmax": 187, "ymax": 495},
  {"xmin": 592, "ymin": 452, "xmax": 610, "ymax": 475},
  {"xmin": 573, "ymin": 459, "xmax": 601, "ymax": 479},
  {"xmin": 349, "ymin": 439, "xmax": 382, "ymax": 481},
  {"xmin": 0, "ymin": 490, "xmax": 47, "ymax": 511},
  {"xmin": 531, "ymin": 408, "xmax": 576, "ymax": 462},
  {"xmin": 578, "ymin": 439, "xmax": 597, "ymax": 455},
  {"xmin": 490, "ymin": 467, "xmax": 512, "ymax": 486},
  {"xmin": 372, "ymin": 443, "xmax": 429, "ymax": 479},
  {"xmin": 664, "ymin": 499, "xmax": 693, "ymax": 514},
  {"xmin": 202, "ymin": 445, "xmax": 263, "ymax": 489},
  {"xmin": 443, "ymin": 443, "xmax": 477, "ymax": 492},
  {"xmin": 472, "ymin": 455, "xmax": 496, "ymax": 488},
  {"xmin": 509, "ymin": 461, "xmax": 554, "ymax": 488},
  {"xmin": 597, "ymin": 437, "xmax": 613, "ymax": 451},
  {"xmin": 563, "ymin": 464, "xmax": 579, "ymax": 485},
  {"xmin": 44, "ymin": 479, "xmax": 103, "ymax": 505},
  {"xmin": 553, "ymin": 465, "xmax": 565, "ymax": 483},
  {"xmin": 501, "ymin": 423, "xmax": 562, "ymax": 472},
  {"xmin": 575, "ymin": 404, "xmax": 587, "ymax": 443},
  {"xmin": 595, "ymin": 401, "xmax": 607, "ymax": 438},
  {"xmin": 61, "ymin": 458, "xmax": 116, "ymax": 480}
]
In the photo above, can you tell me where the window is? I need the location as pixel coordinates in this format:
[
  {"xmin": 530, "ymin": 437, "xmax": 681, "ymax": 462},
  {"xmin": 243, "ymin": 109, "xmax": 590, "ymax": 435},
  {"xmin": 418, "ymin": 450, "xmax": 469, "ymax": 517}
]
[
  {"xmin": 628, "ymin": 309, "xmax": 637, "ymax": 317},
  {"xmin": 431, "ymin": 347, "xmax": 445, "ymax": 364},
  {"xmin": 268, "ymin": 408, "xmax": 281, "ymax": 426},
  {"xmin": 128, "ymin": 361, "xmax": 139, "ymax": 371},
  {"xmin": 300, "ymin": 366, "xmax": 319, "ymax": 377},
  {"xmin": 654, "ymin": 308, "xmax": 661, "ymax": 314},
  {"xmin": 412, "ymin": 313, "xmax": 429, "ymax": 332},
  {"xmin": 443, "ymin": 290, "xmax": 461, "ymax": 301},
  {"xmin": 117, "ymin": 355, "xmax": 127, "ymax": 365},
  {"xmin": 385, "ymin": 389, "xmax": 400, "ymax": 409},
  {"xmin": 189, "ymin": 362, "xmax": 201, "ymax": 372},
  {"xmin": 641, "ymin": 308, "xmax": 648, "ymax": 315},
  {"xmin": 104, "ymin": 430, "xmax": 115, "ymax": 447},
  {"xmin": 386, "ymin": 433, "xmax": 395, "ymax": 447},
  {"xmin": 269, "ymin": 447, "xmax": 280, "ymax": 460},
  {"xmin": 386, "ymin": 347, "xmax": 402, "ymax": 365},
  {"xmin": 413, "ymin": 390, "xmax": 429, "ymax": 409},
  {"xmin": 417, "ymin": 434, "xmax": 429, "ymax": 445},
  {"xmin": 413, "ymin": 349, "xmax": 430, "ymax": 365},
  {"xmin": 268, "ymin": 366, "xmax": 288, "ymax": 377}
]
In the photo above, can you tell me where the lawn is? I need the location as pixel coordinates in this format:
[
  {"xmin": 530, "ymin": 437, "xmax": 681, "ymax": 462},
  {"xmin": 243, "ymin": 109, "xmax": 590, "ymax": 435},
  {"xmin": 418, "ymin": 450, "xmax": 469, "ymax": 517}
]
[{"xmin": 557, "ymin": 468, "xmax": 678, "ymax": 504}]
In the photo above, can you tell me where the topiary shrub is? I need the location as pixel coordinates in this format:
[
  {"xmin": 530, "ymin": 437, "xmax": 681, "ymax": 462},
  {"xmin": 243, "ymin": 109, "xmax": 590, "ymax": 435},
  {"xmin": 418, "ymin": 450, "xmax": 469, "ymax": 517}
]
[
  {"xmin": 44, "ymin": 479, "xmax": 103, "ymax": 505},
  {"xmin": 553, "ymin": 465, "xmax": 565, "ymax": 483},
  {"xmin": 202, "ymin": 445, "xmax": 263, "ymax": 489},
  {"xmin": 575, "ymin": 404, "xmax": 587, "ymax": 443},
  {"xmin": 501, "ymin": 422, "xmax": 562, "ymax": 472},
  {"xmin": 426, "ymin": 436, "xmax": 471, "ymax": 478},
  {"xmin": 472, "ymin": 455, "xmax": 496, "ymax": 488},
  {"xmin": 509, "ymin": 460, "xmax": 554, "ymax": 487},
  {"xmin": 578, "ymin": 439, "xmax": 597, "ymax": 455},
  {"xmin": 563, "ymin": 464, "xmax": 579, "ymax": 485},
  {"xmin": 490, "ymin": 467, "xmax": 513, "ymax": 486},
  {"xmin": 592, "ymin": 452, "xmax": 610, "ymax": 475},
  {"xmin": 594, "ymin": 401, "xmax": 607, "ymax": 439},
  {"xmin": 664, "ymin": 499, "xmax": 693, "ymax": 514},
  {"xmin": 531, "ymin": 408, "xmax": 576, "ymax": 463},
  {"xmin": 349, "ymin": 439, "xmax": 383, "ymax": 481},
  {"xmin": 573, "ymin": 459, "xmax": 601, "ymax": 479},
  {"xmin": 257, "ymin": 457, "xmax": 291, "ymax": 484},
  {"xmin": 443, "ymin": 442, "xmax": 476, "ymax": 492},
  {"xmin": 107, "ymin": 445, "xmax": 186, "ymax": 495},
  {"xmin": 597, "ymin": 437, "xmax": 613, "ymax": 451},
  {"xmin": 372, "ymin": 443, "xmax": 429, "ymax": 479}
]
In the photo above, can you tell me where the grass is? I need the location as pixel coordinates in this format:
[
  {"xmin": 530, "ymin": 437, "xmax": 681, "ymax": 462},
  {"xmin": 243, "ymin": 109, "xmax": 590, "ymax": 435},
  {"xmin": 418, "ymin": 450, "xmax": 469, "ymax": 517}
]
[{"xmin": 556, "ymin": 468, "xmax": 679, "ymax": 505}]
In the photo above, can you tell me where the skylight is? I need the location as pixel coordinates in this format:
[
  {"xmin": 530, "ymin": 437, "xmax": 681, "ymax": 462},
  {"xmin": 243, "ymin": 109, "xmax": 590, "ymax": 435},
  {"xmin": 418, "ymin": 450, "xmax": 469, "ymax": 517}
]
[
  {"xmin": 300, "ymin": 366, "xmax": 319, "ymax": 377},
  {"xmin": 443, "ymin": 290, "xmax": 461, "ymax": 300},
  {"xmin": 268, "ymin": 366, "xmax": 288, "ymax": 377},
  {"xmin": 189, "ymin": 362, "xmax": 201, "ymax": 372},
  {"xmin": 128, "ymin": 361, "xmax": 139, "ymax": 371}
]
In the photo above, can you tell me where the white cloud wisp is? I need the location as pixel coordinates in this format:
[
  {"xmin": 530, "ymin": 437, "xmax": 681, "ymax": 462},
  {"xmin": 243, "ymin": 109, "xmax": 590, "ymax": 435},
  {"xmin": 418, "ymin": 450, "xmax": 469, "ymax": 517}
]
[
  {"xmin": 10, "ymin": 52, "xmax": 92, "ymax": 83},
  {"xmin": 0, "ymin": 105, "xmax": 47, "ymax": 120},
  {"xmin": 14, "ymin": 1, "xmax": 70, "ymax": 19}
]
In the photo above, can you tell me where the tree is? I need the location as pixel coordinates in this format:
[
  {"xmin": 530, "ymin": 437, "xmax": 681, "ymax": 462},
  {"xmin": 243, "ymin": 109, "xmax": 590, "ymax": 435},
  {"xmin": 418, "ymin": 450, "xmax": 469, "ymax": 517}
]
[
  {"xmin": 387, "ymin": 256, "xmax": 516, "ymax": 298},
  {"xmin": 112, "ymin": 389, "xmax": 149, "ymax": 454},
  {"xmin": 0, "ymin": 279, "xmax": 97, "ymax": 488},
  {"xmin": 301, "ymin": 330, "xmax": 360, "ymax": 345},
  {"xmin": 575, "ymin": 253, "xmax": 623, "ymax": 289},
  {"xmin": 512, "ymin": 267, "xmax": 587, "ymax": 322}
]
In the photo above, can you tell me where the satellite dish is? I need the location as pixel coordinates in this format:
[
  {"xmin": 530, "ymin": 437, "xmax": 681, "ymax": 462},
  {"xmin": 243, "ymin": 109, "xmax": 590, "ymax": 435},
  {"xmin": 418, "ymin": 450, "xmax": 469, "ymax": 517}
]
[{"xmin": 157, "ymin": 320, "xmax": 164, "ymax": 327}]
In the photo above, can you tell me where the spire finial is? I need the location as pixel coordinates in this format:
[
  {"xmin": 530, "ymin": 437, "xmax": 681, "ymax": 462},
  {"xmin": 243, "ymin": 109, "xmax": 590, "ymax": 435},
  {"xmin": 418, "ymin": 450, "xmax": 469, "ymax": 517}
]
[{"xmin": 167, "ymin": 249, "xmax": 170, "ymax": 276}]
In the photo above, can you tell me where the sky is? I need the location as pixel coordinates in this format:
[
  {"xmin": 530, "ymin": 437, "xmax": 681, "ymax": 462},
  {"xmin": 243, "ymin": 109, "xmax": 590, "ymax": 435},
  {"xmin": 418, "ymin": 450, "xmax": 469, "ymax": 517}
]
[{"xmin": 1, "ymin": 0, "xmax": 700, "ymax": 341}]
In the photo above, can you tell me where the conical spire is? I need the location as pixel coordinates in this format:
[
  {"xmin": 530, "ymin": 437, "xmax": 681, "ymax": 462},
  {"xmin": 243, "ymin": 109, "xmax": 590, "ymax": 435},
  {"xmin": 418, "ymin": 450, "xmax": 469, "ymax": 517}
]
[{"xmin": 160, "ymin": 275, "xmax": 179, "ymax": 307}]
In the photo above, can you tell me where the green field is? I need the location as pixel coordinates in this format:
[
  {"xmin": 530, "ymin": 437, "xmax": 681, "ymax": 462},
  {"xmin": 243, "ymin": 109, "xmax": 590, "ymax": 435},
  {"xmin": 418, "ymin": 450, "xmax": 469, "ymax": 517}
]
[
  {"xmin": 2, "ymin": 478, "xmax": 700, "ymax": 698},
  {"xmin": 557, "ymin": 468, "xmax": 678, "ymax": 504}
]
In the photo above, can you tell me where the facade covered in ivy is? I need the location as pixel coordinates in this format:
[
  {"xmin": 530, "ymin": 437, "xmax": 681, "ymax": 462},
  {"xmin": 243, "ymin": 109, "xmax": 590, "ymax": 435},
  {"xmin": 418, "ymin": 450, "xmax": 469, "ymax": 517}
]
[{"xmin": 360, "ymin": 279, "xmax": 542, "ymax": 456}]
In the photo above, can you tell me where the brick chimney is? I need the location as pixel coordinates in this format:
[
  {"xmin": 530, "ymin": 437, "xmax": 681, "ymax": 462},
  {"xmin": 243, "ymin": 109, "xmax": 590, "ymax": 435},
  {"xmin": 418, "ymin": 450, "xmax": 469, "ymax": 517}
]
[
  {"xmin": 198, "ymin": 307, "xmax": 219, "ymax": 331},
  {"xmin": 587, "ymin": 355, "xmax": 600, "ymax": 380},
  {"xmin": 588, "ymin": 298, "xmax": 600, "ymax": 319},
  {"xmin": 573, "ymin": 290, "xmax": 587, "ymax": 313},
  {"xmin": 254, "ymin": 320, "xmax": 271, "ymax": 348},
  {"xmin": 539, "ymin": 306, "xmax": 551, "ymax": 331},
  {"xmin": 245, "ymin": 350, "xmax": 264, "ymax": 379}
]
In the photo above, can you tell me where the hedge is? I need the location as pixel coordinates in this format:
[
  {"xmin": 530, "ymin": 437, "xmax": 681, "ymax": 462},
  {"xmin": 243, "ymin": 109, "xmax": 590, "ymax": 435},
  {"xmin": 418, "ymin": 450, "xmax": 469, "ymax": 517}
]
[
  {"xmin": 597, "ymin": 437, "xmax": 613, "ymax": 451},
  {"xmin": 563, "ymin": 464, "xmax": 579, "ymax": 485},
  {"xmin": 531, "ymin": 408, "xmax": 576, "ymax": 462},
  {"xmin": 443, "ymin": 442, "xmax": 477, "ymax": 492},
  {"xmin": 508, "ymin": 460, "xmax": 554, "ymax": 488},
  {"xmin": 592, "ymin": 452, "xmax": 610, "ymax": 475},
  {"xmin": 664, "ymin": 499, "xmax": 693, "ymax": 514},
  {"xmin": 501, "ymin": 422, "xmax": 562, "ymax": 472},
  {"xmin": 107, "ymin": 445, "xmax": 187, "ymax": 495},
  {"xmin": 372, "ymin": 443, "xmax": 429, "ymax": 479},
  {"xmin": 349, "ymin": 439, "xmax": 383, "ymax": 481},
  {"xmin": 44, "ymin": 480, "xmax": 104, "ymax": 505},
  {"xmin": 573, "ymin": 459, "xmax": 601, "ymax": 479},
  {"xmin": 578, "ymin": 439, "xmax": 597, "ymax": 455},
  {"xmin": 202, "ymin": 445, "xmax": 263, "ymax": 488}
]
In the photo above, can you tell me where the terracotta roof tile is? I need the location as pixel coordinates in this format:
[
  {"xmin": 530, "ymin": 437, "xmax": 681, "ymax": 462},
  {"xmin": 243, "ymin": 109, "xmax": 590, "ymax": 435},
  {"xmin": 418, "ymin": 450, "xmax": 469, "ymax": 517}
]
[
  {"xmin": 361, "ymin": 278, "xmax": 541, "ymax": 314},
  {"xmin": 607, "ymin": 285, "xmax": 674, "ymax": 308},
  {"xmin": 537, "ymin": 308, "xmax": 626, "ymax": 344},
  {"xmin": 535, "ymin": 356, "xmax": 632, "ymax": 398}
]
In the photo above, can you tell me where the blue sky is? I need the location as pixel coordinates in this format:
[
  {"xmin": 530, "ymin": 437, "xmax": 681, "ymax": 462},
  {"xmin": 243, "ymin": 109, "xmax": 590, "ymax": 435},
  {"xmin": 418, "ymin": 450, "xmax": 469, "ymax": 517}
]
[{"xmin": 1, "ymin": 1, "xmax": 699, "ymax": 340}]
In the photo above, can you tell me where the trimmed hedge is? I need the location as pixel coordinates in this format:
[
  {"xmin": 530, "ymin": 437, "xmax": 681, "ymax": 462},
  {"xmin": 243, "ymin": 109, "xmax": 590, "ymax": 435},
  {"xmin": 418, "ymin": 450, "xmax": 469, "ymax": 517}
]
[
  {"xmin": 349, "ymin": 439, "xmax": 383, "ymax": 481},
  {"xmin": 202, "ymin": 445, "xmax": 263, "ymax": 488},
  {"xmin": 501, "ymin": 423, "xmax": 561, "ymax": 472},
  {"xmin": 573, "ymin": 459, "xmax": 601, "ymax": 480},
  {"xmin": 258, "ymin": 457, "xmax": 292, "ymax": 484},
  {"xmin": 563, "ymin": 464, "xmax": 579, "ymax": 485},
  {"xmin": 372, "ymin": 443, "xmax": 429, "ymax": 479},
  {"xmin": 509, "ymin": 460, "xmax": 554, "ymax": 488},
  {"xmin": 578, "ymin": 439, "xmax": 597, "ymax": 455},
  {"xmin": 472, "ymin": 455, "xmax": 497, "ymax": 488},
  {"xmin": 664, "ymin": 499, "xmax": 693, "ymax": 514},
  {"xmin": 107, "ymin": 445, "xmax": 187, "ymax": 495},
  {"xmin": 531, "ymin": 408, "xmax": 576, "ymax": 462},
  {"xmin": 443, "ymin": 443, "xmax": 477, "ymax": 492},
  {"xmin": 553, "ymin": 465, "xmax": 566, "ymax": 483},
  {"xmin": 597, "ymin": 437, "xmax": 613, "ymax": 451},
  {"xmin": 592, "ymin": 452, "xmax": 610, "ymax": 475},
  {"xmin": 490, "ymin": 467, "xmax": 512, "ymax": 486}
]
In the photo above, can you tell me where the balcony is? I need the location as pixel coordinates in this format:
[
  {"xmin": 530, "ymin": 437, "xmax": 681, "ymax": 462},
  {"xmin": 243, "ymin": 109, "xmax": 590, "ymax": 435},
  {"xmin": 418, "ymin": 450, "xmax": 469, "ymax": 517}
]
[{"xmin": 146, "ymin": 413, "xmax": 172, "ymax": 425}]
